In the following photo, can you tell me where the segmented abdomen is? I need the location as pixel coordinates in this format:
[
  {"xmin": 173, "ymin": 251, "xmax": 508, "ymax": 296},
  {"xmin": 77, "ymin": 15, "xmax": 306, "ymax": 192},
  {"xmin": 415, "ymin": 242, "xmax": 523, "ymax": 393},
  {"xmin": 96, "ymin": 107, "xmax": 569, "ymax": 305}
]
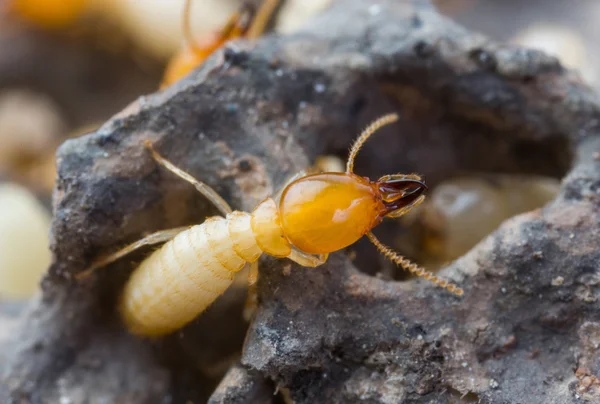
[{"xmin": 120, "ymin": 212, "xmax": 261, "ymax": 336}]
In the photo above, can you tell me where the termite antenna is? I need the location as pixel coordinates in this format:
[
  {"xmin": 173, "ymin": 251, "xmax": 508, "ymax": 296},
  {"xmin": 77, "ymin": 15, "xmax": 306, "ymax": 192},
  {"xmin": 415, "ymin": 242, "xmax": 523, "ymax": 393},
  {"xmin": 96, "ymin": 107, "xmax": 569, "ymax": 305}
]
[
  {"xmin": 346, "ymin": 113, "xmax": 399, "ymax": 173},
  {"xmin": 76, "ymin": 226, "xmax": 189, "ymax": 280},
  {"xmin": 182, "ymin": 0, "xmax": 201, "ymax": 53},
  {"xmin": 366, "ymin": 232, "xmax": 464, "ymax": 296},
  {"xmin": 143, "ymin": 140, "xmax": 232, "ymax": 216}
]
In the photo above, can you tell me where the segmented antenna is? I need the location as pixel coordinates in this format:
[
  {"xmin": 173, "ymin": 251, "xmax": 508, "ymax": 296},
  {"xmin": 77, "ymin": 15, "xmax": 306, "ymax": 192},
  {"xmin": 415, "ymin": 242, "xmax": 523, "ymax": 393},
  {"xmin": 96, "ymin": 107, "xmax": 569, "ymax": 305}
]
[
  {"xmin": 367, "ymin": 232, "xmax": 464, "ymax": 296},
  {"xmin": 346, "ymin": 113, "xmax": 399, "ymax": 173},
  {"xmin": 144, "ymin": 141, "xmax": 232, "ymax": 216}
]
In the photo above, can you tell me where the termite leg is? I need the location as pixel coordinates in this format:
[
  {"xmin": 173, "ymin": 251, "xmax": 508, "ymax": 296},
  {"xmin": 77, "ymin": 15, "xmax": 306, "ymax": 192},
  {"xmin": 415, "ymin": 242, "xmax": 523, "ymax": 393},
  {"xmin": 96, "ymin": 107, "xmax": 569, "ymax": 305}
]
[
  {"xmin": 144, "ymin": 141, "xmax": 232, "ymax": 215},
  {"xmin": 245, "ymin": 0, "xmax": 280, "ymax": 39},
  {"xmin": 243, "ymin": 261, "xmax": 259, "ymax": 321},
  {"xmin": 215, "ymin": 2, "xmax": 256, "ymax": 44},
  {"xmin": 76, "ymin": 226, "xmax": 190, "ymax": 280},
  {"xmin": 287, "ymin": 249, "xmax": 329, "ymax": 268},
  {"xmin": 181, "ymin": 0, "xmax": 199, "ymax": 52},
  {"xmin": 248, "ymin": 260, "xmax": 259, "ymax": 285}
]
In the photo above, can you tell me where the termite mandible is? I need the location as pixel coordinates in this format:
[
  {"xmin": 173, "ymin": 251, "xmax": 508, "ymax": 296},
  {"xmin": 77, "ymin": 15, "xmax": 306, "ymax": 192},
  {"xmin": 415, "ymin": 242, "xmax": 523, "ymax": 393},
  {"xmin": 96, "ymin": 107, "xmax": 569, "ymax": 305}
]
[
  {"xmin": 78, "ymin": 113, "xmax": 463, "ymax": 337},
  {"xmin": 161, "ymin": 0, "xmax": 279, "ymax": 88}
]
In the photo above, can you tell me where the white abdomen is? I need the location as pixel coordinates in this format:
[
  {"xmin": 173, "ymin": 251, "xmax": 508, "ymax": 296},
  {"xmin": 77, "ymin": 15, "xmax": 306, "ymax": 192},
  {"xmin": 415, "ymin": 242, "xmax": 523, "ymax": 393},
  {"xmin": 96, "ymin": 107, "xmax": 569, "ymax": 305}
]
[{"xmin": 120, "ymin": 212, "xmax": 260, "ymax": 336}]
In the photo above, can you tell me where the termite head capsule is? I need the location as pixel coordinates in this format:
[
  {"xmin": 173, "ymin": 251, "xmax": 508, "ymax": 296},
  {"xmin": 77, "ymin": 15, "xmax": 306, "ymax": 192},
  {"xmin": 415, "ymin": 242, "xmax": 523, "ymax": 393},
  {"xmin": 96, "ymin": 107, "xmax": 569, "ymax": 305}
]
[
  {"xmin": 278, "ymin": 113, "xmax": 433, "ymax": 257},
  {"xmin": 278, "ymin": 173, "xmax": 427, "ymax": 255}
]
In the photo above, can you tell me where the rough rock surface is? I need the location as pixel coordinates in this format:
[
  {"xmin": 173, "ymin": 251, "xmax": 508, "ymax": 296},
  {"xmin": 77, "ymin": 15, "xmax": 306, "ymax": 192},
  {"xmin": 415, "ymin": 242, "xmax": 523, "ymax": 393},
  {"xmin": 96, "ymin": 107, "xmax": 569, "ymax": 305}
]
[{"xmin": 1, "ymin": 0, "xmax": 600, "ymax": 403}]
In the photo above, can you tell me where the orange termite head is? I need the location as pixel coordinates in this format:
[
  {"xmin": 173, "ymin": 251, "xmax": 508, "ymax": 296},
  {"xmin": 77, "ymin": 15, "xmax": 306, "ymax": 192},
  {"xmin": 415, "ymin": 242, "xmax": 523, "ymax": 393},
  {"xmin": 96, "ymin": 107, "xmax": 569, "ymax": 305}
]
[
  {"xmin": 376, "ymin": 174, "xmax": 428, "ymax": 218},
  {"xmin": 279, "ymin": 113, "xmax": 428, "ymax": 255},
  {"xmin": 279, "ymin": 172, "xmax": 427, "ymax": 255}
]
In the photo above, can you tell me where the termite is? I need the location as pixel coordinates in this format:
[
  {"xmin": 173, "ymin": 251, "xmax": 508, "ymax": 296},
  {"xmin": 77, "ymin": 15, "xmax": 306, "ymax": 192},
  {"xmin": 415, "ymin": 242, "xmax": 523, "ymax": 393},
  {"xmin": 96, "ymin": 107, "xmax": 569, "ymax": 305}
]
[
  {"xmin": 78, "ymin": 113, "xmax": 463, "ymax": 337},
  {"xmin": 161, "ymin": 0, "xmax": 279, "ymax": 88}
]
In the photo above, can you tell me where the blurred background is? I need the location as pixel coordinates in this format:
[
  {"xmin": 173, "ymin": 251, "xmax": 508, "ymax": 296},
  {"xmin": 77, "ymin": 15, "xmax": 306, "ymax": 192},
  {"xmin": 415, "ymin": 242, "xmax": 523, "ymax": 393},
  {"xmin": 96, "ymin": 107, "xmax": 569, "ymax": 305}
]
[{"xmin": 0, "ymin": 0, "xmax": 596, "ymax": 301}]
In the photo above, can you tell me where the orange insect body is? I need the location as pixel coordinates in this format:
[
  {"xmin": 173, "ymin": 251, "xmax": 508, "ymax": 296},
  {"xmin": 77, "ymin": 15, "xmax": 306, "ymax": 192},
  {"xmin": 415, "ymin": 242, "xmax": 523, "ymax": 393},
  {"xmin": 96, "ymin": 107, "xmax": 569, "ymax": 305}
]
[{"xmin": 82, "ymin": 113, "xmax": 463, "ymax": 337}]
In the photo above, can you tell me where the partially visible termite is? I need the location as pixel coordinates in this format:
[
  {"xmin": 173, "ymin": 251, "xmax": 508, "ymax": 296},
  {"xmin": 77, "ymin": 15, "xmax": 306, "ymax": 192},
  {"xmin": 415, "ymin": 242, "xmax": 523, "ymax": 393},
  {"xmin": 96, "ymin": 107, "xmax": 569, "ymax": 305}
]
[
  {"xmin": 78, "ymin": 113, "xmax": 463, "ymax": 337},
  {"xmin": 161, "ymin": 0, "xmax": 279, "ymax": 88}
]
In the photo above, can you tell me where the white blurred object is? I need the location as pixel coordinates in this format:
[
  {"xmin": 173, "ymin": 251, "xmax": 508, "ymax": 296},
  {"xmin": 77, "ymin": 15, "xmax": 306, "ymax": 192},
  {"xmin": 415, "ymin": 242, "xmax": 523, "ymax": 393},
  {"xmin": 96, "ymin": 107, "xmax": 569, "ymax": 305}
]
[
  {"xmin": 275, "ymin": 0, "xmax": 332, "ymax": 33},
  {"xmin": 0, "ymin": 183, "xmax": 52, "ymax": 299},
  {"xmin": 314, "ymin": 155, "xmax": 345, "ymax": 173},
  {"xmin": 512, "ymin": 23, "xmax": 597, "ymax": 86},
  {"xmin": 0, "ymin": 90, "xmax": 65, "ymax": 173},
  {"xmin": 421, "ymin": 175, "xmax": 560, "ymax": 263},
  {"xmin": 101, "ymin": 0, "xmax": 239, "ymax": 59}
]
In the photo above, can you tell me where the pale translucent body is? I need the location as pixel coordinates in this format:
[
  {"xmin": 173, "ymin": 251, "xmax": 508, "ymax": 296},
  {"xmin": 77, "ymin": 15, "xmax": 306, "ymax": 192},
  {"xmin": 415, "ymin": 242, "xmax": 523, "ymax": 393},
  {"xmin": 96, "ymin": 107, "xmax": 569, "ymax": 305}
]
[
  {"xmin": 120, "ymin": 201, "xmax": 288, "ymax": 336},
  {"xmin": 0, "ymin": 184, "xmax": 52, "ymax": 298},
  {"xmin": 421, "ymin": 175, "xmax": 560, "ymax": 264}
]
